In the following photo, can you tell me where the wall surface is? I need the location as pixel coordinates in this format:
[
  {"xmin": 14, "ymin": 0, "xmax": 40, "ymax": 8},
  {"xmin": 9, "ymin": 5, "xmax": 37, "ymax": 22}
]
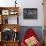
[
  {"xmin": 18, "ymin": 0, "xmax": 44, "ymax": 26},
  {"xmin": 0, "ymin": 0, "xmax": 44, "ymax": 26}
]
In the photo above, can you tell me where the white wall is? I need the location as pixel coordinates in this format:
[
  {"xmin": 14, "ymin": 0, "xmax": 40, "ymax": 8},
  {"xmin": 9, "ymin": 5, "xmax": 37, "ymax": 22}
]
[
  {"xmin": 18, "ymin": 0, "xmax": 44, "ymax": 26},
  {"xmin": 0, "ymin": 0, "xmax": 44, "ymax": 26}
]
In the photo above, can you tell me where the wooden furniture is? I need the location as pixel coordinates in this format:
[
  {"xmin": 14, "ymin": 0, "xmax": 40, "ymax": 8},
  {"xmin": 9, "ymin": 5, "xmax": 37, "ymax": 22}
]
[
  {"xmin": 0, "ymin": 7, "xmax": 19, "ymax": 46},
  {"xmin": 43, "ymin": 0, "xmax": 46, "ymax": 26},
  {"xmin": 43, "ymin": 0, "xmax": 46, "ymax": 46},
  {"xmin": 2, "ymin": 40, "xmax": 19, "ymax": 46},
  {"xmin": 43, "ymin": 26, "xmax": 46, "ymax": 46},
  {"xmin": 0, "ymin": 7, "xmax": 19, "ymax": 24}
]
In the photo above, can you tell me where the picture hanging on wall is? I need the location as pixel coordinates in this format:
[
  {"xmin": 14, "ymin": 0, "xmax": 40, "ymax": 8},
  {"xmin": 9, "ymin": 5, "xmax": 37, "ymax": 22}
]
[{"xmin": 23, "ymin": 8, "xmax": 37, "ymax": 19}]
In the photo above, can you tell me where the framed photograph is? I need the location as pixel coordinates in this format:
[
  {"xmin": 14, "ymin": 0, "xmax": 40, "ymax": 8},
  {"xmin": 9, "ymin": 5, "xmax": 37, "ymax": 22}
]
[
  {"xmin": 9, "ymin": 10, "xmax": 18, "ymax": 15},
  {"xmin": 2, "ymin": 10, "xmax": 9, "ymax": 15},
  {"xmin": 23, "ymin": 8, "xmax": 37, "ymax": 19}
]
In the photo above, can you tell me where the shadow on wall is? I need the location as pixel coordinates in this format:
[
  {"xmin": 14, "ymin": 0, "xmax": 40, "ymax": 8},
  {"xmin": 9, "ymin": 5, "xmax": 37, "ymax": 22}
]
[{"xmin": 18, "ymin": 26, "xmax": 43, "ymax": 44}]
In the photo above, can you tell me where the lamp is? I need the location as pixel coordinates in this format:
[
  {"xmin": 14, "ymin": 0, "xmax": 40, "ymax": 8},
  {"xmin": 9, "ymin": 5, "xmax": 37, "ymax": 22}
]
[{"xmin": 15, "ymin": 0, "xmax": 17, "ymax": 7}]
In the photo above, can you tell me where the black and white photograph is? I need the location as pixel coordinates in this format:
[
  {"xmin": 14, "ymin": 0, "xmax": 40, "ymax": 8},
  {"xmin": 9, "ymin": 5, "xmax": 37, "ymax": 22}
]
[{"xmin": 23, "ymin": 8, "xmax": 37, "ymax": 19}]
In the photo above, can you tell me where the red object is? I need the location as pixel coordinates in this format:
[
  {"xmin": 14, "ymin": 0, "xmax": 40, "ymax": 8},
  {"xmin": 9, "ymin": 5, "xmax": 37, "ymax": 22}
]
[{"xmin": 21, "ymin": 28, "xmax": 41, "ymax": 46}]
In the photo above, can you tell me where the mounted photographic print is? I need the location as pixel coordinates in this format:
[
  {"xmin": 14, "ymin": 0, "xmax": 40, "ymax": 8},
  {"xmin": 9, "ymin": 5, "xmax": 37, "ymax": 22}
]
[
  {"xmin": 2, "ymin": 10, "xmax": 9, "ymax": 15},
  {"xmin": 23, "ymin": 8, "xmax": 37, "ymax": 19}
]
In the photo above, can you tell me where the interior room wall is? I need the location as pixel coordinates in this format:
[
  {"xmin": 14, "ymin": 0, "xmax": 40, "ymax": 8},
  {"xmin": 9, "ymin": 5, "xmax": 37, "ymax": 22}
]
[
  {"xmin": 18, "ymin": 0, "xmax": 44, "ymax": 26},
  {"xmin": 0, "ymin": 0, "xmax": 44, "ymax": 26}
]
